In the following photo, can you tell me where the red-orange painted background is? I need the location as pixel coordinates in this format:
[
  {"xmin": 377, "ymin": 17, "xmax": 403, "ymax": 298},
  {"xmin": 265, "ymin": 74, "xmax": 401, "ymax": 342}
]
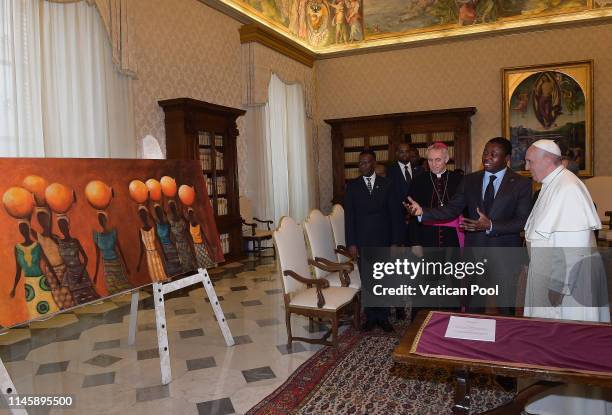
[{"xmin": 0, "ymin": 158, "xmax": 223, "ymax": 329}]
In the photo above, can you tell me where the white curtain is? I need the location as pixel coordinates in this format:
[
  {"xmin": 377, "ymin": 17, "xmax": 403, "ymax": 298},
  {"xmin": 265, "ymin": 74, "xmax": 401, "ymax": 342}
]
[
  {"xmin": 0, "ymin": 0, "xmax": 135, "ymax": 158},
  {"xmin": 262, "ymin": 73, "xmax": 315, "ymax": 224},
  {"xmin": 1, "ymin": 0, "xmax": 45, "ymax": 156}
]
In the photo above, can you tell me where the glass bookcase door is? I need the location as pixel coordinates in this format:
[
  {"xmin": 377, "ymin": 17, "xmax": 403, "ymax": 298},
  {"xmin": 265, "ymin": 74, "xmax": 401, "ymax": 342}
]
[{"xmin": 406, "ymin": 131, "xmax": 456, "ymax": 170}]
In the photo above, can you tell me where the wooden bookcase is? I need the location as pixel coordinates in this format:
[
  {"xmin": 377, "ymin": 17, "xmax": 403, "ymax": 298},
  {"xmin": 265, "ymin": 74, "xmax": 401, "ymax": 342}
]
[
  {"xmin": 159, "ymin": 98, "xmax": 246, "ymax": 262},
  {"xmin": 325, "ymin": 107, "xmax": 476, "ymax": 205}
]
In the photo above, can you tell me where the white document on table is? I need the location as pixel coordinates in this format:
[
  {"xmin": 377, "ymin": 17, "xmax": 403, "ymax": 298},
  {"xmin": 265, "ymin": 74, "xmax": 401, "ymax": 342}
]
[{"xmin": 444, "ymin": 316, "xmax": 496, "ymax": 342}]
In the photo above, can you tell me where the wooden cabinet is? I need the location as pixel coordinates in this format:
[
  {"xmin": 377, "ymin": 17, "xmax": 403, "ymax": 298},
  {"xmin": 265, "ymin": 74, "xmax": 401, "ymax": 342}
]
[
  {"xmin": 325, "ymin": 107, "xmax": 476, "ymax": 204},
  {"xmin": 159, "ymin": 98, "xmax": 246, "ymax": 262}
]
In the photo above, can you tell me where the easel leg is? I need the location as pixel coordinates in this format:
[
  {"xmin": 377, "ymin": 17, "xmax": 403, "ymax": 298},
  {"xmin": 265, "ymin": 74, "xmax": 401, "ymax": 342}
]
[
  {"xmin": 0, "ymin": 358, "xmax": 27, "ymax": 415},
  {"xmin": 199, "ymin": 269, "xmax": 235, "ymax": 346},
  {"xmin": 127, "ymin": 290, "xmax": 139, "ymax": 346},
  {"xmin": 452, "ymin": 369, "xmax": 471, "ymax": 415},
  {"xmin": 152, "ymin": 283, "xmax": 172, "ymax": 385}
]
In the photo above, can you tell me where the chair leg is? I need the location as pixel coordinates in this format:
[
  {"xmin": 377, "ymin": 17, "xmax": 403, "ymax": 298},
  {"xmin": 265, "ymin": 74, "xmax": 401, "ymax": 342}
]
[
  {"xmin": 331, "ymin": 315, "xmax": 339, "ymax": 348},
  {"xmin": 353, "ymin": 295, "xmax": 361, "ymax": 329},
  {"xmin": 285, "ymin": 310, "xmax": 293, "ymax": 346}
]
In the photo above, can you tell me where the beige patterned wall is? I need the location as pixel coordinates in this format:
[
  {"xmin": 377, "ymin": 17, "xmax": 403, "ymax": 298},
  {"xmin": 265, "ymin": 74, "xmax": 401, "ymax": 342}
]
[
  {"xmin": 131, "ymin": 0, "xmax": 246, "ymax": 191},
  {"xmin": 315, "ymin": 21, "xmax": 612, "ymax": 212},
  {"xmin": 131, "ymin": 0, "xmax": 317, "ymax": 198}
]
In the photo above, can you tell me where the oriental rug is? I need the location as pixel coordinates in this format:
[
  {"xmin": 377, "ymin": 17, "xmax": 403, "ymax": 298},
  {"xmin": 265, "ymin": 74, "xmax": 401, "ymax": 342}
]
[{"xmin": 247, "ymin": 328, "xmax": 514, "ymax": 415}]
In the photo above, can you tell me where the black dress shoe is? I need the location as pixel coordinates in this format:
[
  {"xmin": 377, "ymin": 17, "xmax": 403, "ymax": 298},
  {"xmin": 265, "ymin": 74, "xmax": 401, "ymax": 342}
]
[
  {"xmin": 378, "ymin": 320, "xmax": 394, "ymax": 332},
  {"xmin": 362, "ymin": 321, "xmax": 376, "ymax": 332},
  {"xmin": 396, "ymin": 308, "xmax": 406, "ymax": 320}
]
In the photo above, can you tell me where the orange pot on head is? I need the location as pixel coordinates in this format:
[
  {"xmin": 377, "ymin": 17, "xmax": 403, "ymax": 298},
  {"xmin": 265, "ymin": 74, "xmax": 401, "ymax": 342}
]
[
  {"xmin": 45, "ymin": 183, "xmax": 74, "ymax": 214},
  {"xmin": 85, "ymin": 180, "xmax": 113, "ymax": 210},
  {"xmin": 2, "ymin": 187, "xmax": 35, "ymax": 219},
  {"xmin": 178, "ymin": 185, "xmax": 195, "ymax": 207},
  {"xmin": 129, "ymin": 180, "xmax": 148, "ymax": 204},
  {"xmin": 146, "ymin": 179, "xmax": 162, "ymax": 202},
  {"xmin": 22, "ymin": 175, "xmax": 48, "ymax": 206},
  {"xmin": 160, "ymin": 176, "xmax": 177, "ymax": 198}
]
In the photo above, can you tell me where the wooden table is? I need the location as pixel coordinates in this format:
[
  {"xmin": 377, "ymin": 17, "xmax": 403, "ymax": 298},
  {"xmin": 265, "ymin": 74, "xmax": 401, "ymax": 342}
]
[{"xmin": 392, "ymin": 312, "xmax": 612, "ymax": 415}]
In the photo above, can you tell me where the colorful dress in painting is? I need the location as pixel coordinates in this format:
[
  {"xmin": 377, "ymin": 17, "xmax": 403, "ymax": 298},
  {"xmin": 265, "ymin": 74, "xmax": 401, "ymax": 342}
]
[
  {"xmin": 189, "ymin": 223, "xmax": 216, "ymax": 269},
  {"xmin": 57, "ymin": 238, "xmax": 100, "ymax": 305},
  {"xmin": 93, "ymin": 229, "xmax": 132, "ymax": 294},
  {"xmin": 156, "ymin": 223, "xmax": 182, "ymax": 276},
  {"xmin": 16, "ymin": 242, "xmax": 60, "ymax": 318},
  {"xmin": 140, "ymin": 227, "xmax": 168, "ymax": 283},
  {"xmin": 37, "ymin": 233, "xmax": 75, "ymax": 309},
  {"xmin": 169, "ymin": 217, "xmax": 197, "ymax": 273}
]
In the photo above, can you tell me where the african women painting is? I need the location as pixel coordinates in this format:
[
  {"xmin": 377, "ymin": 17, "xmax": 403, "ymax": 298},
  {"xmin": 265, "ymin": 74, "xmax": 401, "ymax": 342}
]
[
  {"xmin": 161, "ymin": 176, "xmax": 197, "ymax": 274},
  {"xmin": 47, "ymin": 183, "xmax": 100, "ymax": 305},
  {"xmin": 86, "ymin": 180, "xmax": 133, "ymax": 295},
  {"xmin": 23, "ymin": 175, "xmax": 74, "ymax": 309},
  {"xmin": 0, "ymin": 158, "xmax": 222, "ymax": 329},
  {"xmin": 130, "ymin": 180, "xmax": 169, "ymax": 283},
  {"xmin": 179, "ymin": 185, "xmax": 216, "ymax": 270},
  {"xmin": 3, "ymin": 186, "xmax": 60, "ymax": 319},
  {"xmin": 147, "ymin": 179, "xmax": 182, "ymax": 276}
]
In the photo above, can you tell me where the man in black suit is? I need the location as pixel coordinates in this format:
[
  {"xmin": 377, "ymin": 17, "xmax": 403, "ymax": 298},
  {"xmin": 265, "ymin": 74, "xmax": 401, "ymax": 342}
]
[
  {"xmin": 345, "ymin": 150, "xmax": 402, "ymax": 332},
  {"xmin": 386, "ymin": 143, "xmax": 424, "ymax": 320},
  {"xmin": 387, "ymin": 143, "xmax": 424, "ymax": 230}
]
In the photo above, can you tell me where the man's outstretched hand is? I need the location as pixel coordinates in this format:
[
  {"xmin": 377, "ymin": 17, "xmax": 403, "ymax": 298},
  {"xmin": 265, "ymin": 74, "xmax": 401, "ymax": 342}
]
[
  {"xmin": 461, "ymin": 208, "xmax": 492, "ymax": 232},
  {"xmin": 404, "ymin": 197, "xmax": 423, "ymax": 216}
]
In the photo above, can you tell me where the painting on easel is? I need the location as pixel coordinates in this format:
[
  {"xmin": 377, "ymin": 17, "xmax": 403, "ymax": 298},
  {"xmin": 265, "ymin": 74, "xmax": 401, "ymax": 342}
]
[{"xmin": 0, "ymin": 158, "xmax": 223, "ymax": 329}]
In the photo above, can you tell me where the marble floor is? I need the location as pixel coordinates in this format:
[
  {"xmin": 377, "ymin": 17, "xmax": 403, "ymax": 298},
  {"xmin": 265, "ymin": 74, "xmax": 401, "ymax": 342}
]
[{"xmin": 0, "ymin": 257, "xmax": 329, "ymax": 415}]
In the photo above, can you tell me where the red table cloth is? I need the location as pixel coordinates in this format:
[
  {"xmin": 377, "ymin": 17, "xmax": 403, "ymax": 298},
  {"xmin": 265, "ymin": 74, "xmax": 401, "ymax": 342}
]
[{"xmin": 411, "ymin": 311, "xmax": 612, "ymax": 376}]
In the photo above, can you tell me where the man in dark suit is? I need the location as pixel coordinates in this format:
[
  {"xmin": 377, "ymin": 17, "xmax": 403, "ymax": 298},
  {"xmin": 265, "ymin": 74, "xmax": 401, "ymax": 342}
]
[
  {"xmin": 386, "ymin": 142, "xmax": 424, "ymax": 320},
  {"xmin": 387, "ymin": 143, "xmax": 424, "ymax": 230},
  {"xmin": 345, "ymin": 150, "xmax": 402, "ymax": 332}
]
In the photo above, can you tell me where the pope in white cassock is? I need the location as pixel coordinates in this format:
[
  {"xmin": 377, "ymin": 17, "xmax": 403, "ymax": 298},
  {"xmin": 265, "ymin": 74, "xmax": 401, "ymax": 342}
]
[{"xmin": 522, "ymin": 139, "xmax": 611, "ymax": 415}]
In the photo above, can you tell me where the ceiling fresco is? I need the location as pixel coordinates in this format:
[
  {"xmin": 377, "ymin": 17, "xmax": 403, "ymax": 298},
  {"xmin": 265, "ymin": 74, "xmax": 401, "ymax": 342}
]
[{"xmin": 218, "ymin": 0, "xmax": 612, "ymax": 52}]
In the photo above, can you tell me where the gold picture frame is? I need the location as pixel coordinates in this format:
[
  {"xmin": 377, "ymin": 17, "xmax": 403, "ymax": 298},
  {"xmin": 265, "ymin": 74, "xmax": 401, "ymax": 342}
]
[{"xmin": 502, "ymin": 60, "xmax": 593, "ymax": 177}]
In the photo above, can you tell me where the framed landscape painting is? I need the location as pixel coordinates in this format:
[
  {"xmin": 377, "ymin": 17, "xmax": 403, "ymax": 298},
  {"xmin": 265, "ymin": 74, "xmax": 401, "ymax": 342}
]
[{"xmin": 502, "ymin": 60, "xmax": 593, "ymax": 176}]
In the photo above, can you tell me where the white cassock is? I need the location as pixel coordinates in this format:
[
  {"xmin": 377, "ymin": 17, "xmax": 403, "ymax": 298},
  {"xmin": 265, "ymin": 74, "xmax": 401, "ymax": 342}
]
[{"xmin": 523, "ymin": 165, "xmax": 612, "ymax": 415}]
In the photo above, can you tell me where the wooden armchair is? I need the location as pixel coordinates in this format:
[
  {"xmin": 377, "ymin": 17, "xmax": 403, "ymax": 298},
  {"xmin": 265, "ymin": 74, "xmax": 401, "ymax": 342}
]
[
  {"xmin": 329, "ymin": 204, "xmax": 356, "ymax": 262},
  {"xmin": 239, "ymin": 196, "xmax": 276, "ymax": 258},
  {"xmin": 273, "ymin": 216, "xmax": 360, "ymax": 348},
  {"xmin": 304, "ymin": 209, "xmax": 361, "ymax": 290},
  {"xmin": 584, "ymin": 177, "xmax": 612, "ymax": 245}
]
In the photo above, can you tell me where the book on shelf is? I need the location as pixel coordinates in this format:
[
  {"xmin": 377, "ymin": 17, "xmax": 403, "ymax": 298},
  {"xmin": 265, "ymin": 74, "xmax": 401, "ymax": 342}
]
[
  {"xmin": 214, "ymin": 135, "xmax": 224, "ymax": 147},
  {"xmin": 374, "ymin": 149, "xmax": 388, "ymax": 162},
  {"xmin": 198, "ymin": 131, "xmax": 212, "ymax": 146},
  {"xmin": 345, "ymin": 151, "xmax": 364, "ymax": 163},
  {"xmin": 216, "ymin": 198, "xmax": 228, "ymax": 215},
  {"xmin": 369, "ymin": 135, "xmax": 389, "ymax": 146},
  {"xmin": 199, "ymin": 148, "xmax": 212, "ymax": 170},
  {"xmin": 344, "ymin": 167, "xmax": 360, "ymax": 179},
  {"xmin": 216, "ymin": 177, "xmax": 226, "ymax": 194},
  {"xmin": 344, "ymin": 137, "xmax": 364, "ymax": 148},
  {"xmin": 432, "ymin": 131, "xmax": 454, "ymax": 142},
  {"xmin": 410, "ymin": 133, "xmax": 428, "ymax": 144},
  {"xmin": 220, "ymin": 233, "xmax": 230, "ymax": 254},
  {"xmin": 215, "ymin": 153, "xmax": 224, "ymax": 170}
]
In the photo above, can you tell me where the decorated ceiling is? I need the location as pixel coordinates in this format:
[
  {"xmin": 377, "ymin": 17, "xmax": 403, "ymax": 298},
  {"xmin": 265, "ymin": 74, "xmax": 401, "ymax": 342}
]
[{"xmin": 218, "ymin": 0, "xmax": 612, "ymax": 52}]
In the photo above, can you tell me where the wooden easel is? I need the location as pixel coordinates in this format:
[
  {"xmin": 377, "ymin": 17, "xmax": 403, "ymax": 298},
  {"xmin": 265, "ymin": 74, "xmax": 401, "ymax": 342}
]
[
  {"xmin": 0, "ymin": 267, "xmax": 234, "ymax": 414},
  {"xmin": 127, "ymin": 268, "xmax": 234, "ymax": 384}
]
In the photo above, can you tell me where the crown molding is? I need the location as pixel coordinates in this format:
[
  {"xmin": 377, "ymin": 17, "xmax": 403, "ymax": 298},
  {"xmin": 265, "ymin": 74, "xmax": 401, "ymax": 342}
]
[{"xmin": 239, "ymin": 24, "xmax": 316, "ymax": 68}]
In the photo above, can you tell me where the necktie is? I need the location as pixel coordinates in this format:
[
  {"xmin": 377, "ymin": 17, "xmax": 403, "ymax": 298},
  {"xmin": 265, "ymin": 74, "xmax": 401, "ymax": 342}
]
[
  {"xmin": 483, "ymin": 175, "xmax": 497, "ymax": 215},
  {"xmin": 404, "ymin": 164, "xmax": 410, "ymax": 182},
  {"xmin": 366, "ymin": 177, "xmax": 373, "ymax": 194}
]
